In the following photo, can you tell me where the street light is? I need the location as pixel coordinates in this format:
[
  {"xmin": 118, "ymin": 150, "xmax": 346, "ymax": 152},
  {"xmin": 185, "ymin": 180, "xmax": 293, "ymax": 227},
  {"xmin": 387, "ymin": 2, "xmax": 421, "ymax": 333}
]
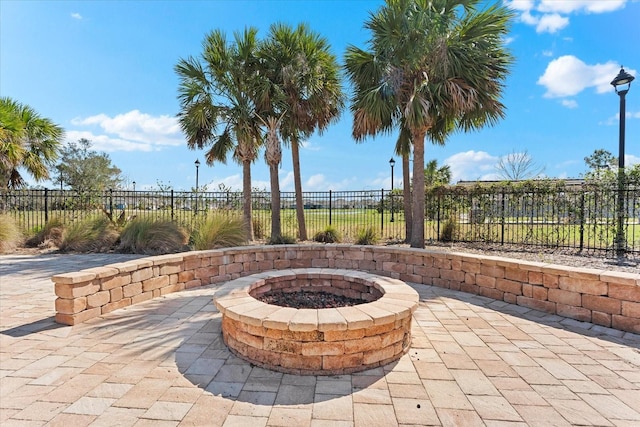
[
  {"xmin": 194, "ymin": 159, "xmax": 200, "ymax": 215},
  {"xmin": 389, "ymin": 157, "xmax": 396, "ymax": 222},
  {"xmin": 132, "ymin": 181, "xmax": 136, "ymax": 191},
  {"xmin": 611, "ymin": 66, "xmax": 635, "ymax": 257},
  {"xmin": 132, "ymin": 181, "xmax": 136, "ymax": 211}
]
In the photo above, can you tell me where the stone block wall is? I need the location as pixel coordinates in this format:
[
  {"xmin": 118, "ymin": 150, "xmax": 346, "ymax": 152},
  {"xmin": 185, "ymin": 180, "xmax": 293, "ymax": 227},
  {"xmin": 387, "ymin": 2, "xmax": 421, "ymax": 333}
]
[{"xmin": 51, "ymin": 245, "xmax": 639, "ymax": 333}]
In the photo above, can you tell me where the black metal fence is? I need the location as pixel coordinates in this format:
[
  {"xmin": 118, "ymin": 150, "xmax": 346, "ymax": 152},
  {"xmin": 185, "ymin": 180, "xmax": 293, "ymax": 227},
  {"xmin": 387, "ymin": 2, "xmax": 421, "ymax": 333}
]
[{"xmin": 2, "ymin": 183, "xmax": 639, "ymax": 255}]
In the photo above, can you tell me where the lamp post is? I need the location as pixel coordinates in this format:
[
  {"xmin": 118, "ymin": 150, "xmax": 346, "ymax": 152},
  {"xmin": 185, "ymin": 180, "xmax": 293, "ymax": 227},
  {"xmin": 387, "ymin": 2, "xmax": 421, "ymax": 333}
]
[
  {"xmin": 194, "ymin": 159, "xmax": 200, "ymax": 215},
  {"xmin": 611, "ymin": 67, "xmax": 635, "ymax": 257},
  {"xmin": 389, "ymin": 157, "xmax": 396, "ymax": 222},
  {"xmin": 132, "ymin": 181, "xmax": 136, "ymax": 211}
]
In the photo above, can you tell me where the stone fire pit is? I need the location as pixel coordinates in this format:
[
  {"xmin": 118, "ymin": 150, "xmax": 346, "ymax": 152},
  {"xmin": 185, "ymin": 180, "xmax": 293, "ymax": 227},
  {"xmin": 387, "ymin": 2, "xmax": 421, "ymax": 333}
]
[{"xmin": 214, "ymin": 268, "xmax": 419, "ymax": 375}]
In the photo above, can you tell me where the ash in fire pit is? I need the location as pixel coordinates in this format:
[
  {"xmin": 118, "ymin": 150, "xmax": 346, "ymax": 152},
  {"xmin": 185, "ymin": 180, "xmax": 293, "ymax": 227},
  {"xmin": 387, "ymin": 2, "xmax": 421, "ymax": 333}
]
[{"xmin": 257, "ymin": 290, "xmax": 366, "ymax": 309}]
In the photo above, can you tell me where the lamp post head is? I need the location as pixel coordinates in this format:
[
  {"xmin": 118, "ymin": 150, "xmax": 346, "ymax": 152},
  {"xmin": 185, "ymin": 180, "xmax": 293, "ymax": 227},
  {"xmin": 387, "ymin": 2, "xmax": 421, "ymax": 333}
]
[
  {"xmin": 611, "ymin": 67, "xmax": 635, "ymax": 94},
  {"xmin": 195, "ymin": 159, "xmax": 200, "ymax": 168},
  {"xmin": 389, "ymin": 157, "xmax": 395, "ymax": 167}
]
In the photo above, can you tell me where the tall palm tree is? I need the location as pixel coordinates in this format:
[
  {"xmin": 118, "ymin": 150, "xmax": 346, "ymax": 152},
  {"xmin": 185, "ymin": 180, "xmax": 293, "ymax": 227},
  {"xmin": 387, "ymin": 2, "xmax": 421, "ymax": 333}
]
[
  {"xmin": 0, "ymin": 97, "xmax": 63, "ymax": 190},
  {"xmin": 345, "ymin": 0, "xmax": 513, "ymax": 248},
  {"xmin": 278, "ymin": 24, "xmax": 344, "ymax": 241},
  {"xmin": 257, "ymin": 23, "xmax": 344, "ymax": 241},
  {"xmin": 176, "ymin": 28, "xmax": 263, "ymax": 240}
]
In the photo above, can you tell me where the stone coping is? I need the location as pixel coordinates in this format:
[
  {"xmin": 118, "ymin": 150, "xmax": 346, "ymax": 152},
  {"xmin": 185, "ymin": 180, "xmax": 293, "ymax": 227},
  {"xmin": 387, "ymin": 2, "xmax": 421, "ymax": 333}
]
[{"xmin": 51, "ymin": 245, "xmax": 639, "ymax": 334}]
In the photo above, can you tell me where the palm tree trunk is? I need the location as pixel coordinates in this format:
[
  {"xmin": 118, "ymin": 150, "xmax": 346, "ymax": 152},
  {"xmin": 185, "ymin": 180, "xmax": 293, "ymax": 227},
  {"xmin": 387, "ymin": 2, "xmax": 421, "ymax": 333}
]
[
  {"xmin": 291, "ymin": 139, "xmax": 307, "ymax": 240},
  {"xmin": 242, "ymin": 160, "xmax": 254, "ymax": 241},
  {"xmin": 410, "ymin": 130, "xmax": 426, "ymax": 248},
  {"xmin": 265, "ymin": 118, "xmax": 282, "ymax": 240},
  {"xmin": 402, "ymin": 152, "xmax": 412, "ymax": 243},
  {"xmin": 269, "ymin": 162, "xmax": 281, "ymax": 239}
]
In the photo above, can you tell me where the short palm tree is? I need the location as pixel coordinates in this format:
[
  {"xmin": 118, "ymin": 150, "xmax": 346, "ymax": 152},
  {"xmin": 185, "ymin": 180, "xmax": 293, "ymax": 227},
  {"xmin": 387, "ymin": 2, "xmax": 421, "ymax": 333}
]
[
  {"xmin": 0, "ymin": 97, "xmax": 64, "ymax": 190},
  {"xmin": 345, "ymin": 0, "xmax": 513, "ymax": 248},
  {"xmin": 176, "ymin": 28, "xmax": 263, "ymax": 240}
]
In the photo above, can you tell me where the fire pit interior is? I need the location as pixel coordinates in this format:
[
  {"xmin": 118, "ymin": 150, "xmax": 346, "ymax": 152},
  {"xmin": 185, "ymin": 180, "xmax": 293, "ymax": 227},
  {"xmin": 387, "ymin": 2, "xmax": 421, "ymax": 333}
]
[{"xmin": 214, "ymin": 268, "xmax": 419, "ymax": 375}]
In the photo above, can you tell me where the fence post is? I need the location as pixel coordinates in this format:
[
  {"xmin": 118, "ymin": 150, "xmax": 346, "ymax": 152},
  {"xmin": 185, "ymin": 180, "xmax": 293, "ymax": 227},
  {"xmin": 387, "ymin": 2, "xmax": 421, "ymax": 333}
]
[
  {"xmin": 579, "ymin": 191, "xmax": 585, "ymax": 251},
  {"xmin": 501, "ymin": 190, "xmax": 506, "ymax": 245},
  {"xmin": 44, "ymin": 188, "xmax": 49, "ymax": 223},
  {"xmin": 109, "ymin": 189, "xmax": 113, "ymax": 218},
  {"xmin": 329, "ymin": 190, "xmax": 332, "ymax": 225},
  {"xmin": 171, "ymin": 190, "xmax": 174, "ymax": 221},
  {"xmin": 381, "ymin": 189, "xmax": 384, "ymax": 233},
  {"xmin": 436, "ymin": 194, "xmax": 441, "ymax": 240}
]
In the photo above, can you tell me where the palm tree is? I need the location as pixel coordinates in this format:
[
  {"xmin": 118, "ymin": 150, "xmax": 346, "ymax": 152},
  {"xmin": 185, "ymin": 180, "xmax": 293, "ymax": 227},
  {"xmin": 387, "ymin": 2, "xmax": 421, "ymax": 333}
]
[
  {"xmin": 345, "ymin": 0, "xmax": 513, "ymax": 248},
  {"xmin": 277, "ymin": 24, "xmax": 344, "ymax": 241},
  {"xmin": 257, "ymin": 23, "xmax": 344, "ymax": 241},
  {"xmin": 176, "ymin": 28, "xmax": 263, "ymax": 240},
  {"xmin": 425, "ymin": 160, "xmax": 451, "ymax": 187},
  {"xmin": 0, "ymin": 97, "xmax": 64, "ymax": 190}
]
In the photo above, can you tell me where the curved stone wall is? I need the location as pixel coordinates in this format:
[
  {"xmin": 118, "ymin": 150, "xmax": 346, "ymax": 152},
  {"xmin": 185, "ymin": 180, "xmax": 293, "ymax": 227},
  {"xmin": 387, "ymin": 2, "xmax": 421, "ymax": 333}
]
[{"xmin": 51, "ymin": 245, "xmax": 639, "ymax": 334}]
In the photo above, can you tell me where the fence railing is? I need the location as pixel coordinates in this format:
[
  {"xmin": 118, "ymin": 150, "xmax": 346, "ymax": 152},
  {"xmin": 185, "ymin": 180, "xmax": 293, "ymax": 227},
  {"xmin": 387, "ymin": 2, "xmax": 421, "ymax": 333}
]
[{"xmin": 2, "ymin": 184, "xmax": 639, "ymax": 255}]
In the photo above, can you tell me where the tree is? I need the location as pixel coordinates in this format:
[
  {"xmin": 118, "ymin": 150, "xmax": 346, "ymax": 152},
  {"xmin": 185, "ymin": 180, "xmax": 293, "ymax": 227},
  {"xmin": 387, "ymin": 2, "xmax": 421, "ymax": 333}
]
[
  {"xmin": 56, "ymin": 138, "xmax": 123, "ymax": 194},
  {"xmin": 584, "ymin": 149, "xmax": 616, "ymax": 174},
  {"xmin": 276, "ymin": 24, "xmax": 344, "ymax": 241},
  {"xmin": 495, "ymin": 149, "xmax": 545, "ymax": 181},
  {"xmin": 345, "ymin": 0, "xmax": 514, "ymax": 248},
  {"xmin": 257, "ymin": 23, "xmax": 343, "ymax": 241},
  {"xmin": 425, "ymin": 159, "xmax": 452, "ymax": 187},
  {"xmin": 176, "ymin": 28, "xmax": 263, "ymax": 240},
  {"xmin": 0, "ymin": 97, "xmax": 64, "ymax": 190}
]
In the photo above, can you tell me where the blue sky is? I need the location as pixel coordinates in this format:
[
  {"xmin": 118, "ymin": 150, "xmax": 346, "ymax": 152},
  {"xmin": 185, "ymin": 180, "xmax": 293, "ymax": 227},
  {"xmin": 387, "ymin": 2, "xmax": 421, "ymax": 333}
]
[{"xmin": 2, "ymin": 0, "xmax": 639, "ymax": 192}]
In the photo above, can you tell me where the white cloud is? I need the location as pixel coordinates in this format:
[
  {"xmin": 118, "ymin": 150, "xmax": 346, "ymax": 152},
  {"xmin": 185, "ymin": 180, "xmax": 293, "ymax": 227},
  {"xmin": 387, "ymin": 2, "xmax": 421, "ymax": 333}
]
[
  {"xmin": 70, "ymin": 110, "xmax": 184, "ymax": 151},
  {"xmin": 627, "ymin": 154, "xmax": 640, "ymax": 166},
  {"xmin": 537, "ymin": 55, "xmax": 628, "ymax": 98},
  {"xmin": 535, "ymin": 13, "xmax": 569, "ymax": 33},
  {"xmin": 300, "ymin": 140, "xmax": 321, "ymax": 152},
  {"xmin": 542, "ymin": 49, "xmax": 553, "ymax": 57},
  {"xmin": 538, "ymin": 0, "xmax": 626, "ymax": 14},
  {"xmin": 506, "ymin": 0, "xmax": 627, "ymax": 33},
  {"xmin": 504, "ymin": 0, "xmax": 535, "ymax": 12},
  {"xmin": 600, "ymin": 111, "xmax": 640, "ymax": 126},
  {"xmin": 65, "ymin": 130, "xmax": 154, "ymax": 152},
  {"xmin": 444, "ymin": 150, "xmax": 500, "ymax": 182},
  {"xmin": 71, "ymin": 12, "xmax": 82, "ymax": 20},
  {"xmin": 561, "ymin": 99, "xmax": 578, "ymax": 109},
  {"xmin": 304, "ymin": 174, "xmax": 359, "ymax": 191}
]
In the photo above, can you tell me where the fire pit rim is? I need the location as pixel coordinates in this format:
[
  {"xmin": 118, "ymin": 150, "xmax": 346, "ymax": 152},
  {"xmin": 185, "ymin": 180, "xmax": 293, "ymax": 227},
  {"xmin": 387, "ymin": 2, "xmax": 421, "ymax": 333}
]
[{"xmin": 214, "ymin": 268, "xmax": 419, "ymax": 330}]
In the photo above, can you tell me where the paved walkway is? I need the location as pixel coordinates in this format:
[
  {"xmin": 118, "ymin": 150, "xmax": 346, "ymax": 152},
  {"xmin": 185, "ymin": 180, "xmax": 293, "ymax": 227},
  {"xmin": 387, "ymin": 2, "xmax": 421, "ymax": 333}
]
[{"xmin": 1, "ymin": 253, "xmax": 639, "ymax": 426}]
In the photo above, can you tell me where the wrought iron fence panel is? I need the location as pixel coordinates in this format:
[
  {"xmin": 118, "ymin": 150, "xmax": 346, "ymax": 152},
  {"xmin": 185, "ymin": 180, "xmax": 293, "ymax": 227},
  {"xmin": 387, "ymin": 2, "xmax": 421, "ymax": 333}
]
[{"xmin": 2, "ymin": 184, "xmax": 638, "ymax": 254}]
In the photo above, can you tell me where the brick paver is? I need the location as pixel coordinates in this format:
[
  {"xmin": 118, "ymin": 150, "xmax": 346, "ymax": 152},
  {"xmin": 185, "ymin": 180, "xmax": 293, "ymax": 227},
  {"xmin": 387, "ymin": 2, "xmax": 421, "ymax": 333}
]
[{"xmin": 1, "ymin": 253, "xmax": 639, "ymax": 426}]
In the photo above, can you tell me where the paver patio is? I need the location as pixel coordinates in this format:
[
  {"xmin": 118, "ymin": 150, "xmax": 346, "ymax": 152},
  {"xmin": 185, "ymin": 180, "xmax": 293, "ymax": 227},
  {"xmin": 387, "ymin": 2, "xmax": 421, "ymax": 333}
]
[{"xmin": 1, "ymin": 253, "xmax": 639, "ymax": 426}]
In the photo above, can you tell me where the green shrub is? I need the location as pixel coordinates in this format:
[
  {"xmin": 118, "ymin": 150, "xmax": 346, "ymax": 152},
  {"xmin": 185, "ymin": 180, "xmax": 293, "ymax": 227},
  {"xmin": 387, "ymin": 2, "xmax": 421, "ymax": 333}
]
[
  {"xmin": 119, "ymin": 218, "xmax": 188, "ymax": 255},
  {"xmin": 355, "ymin": 226, "xmax": 379, "ymax": 245},
  {"xmin": 440, "ymin": 215, "xmax": 458, "ymax": 242},
  {"xmin": 191, "ymin": 214, "xmax": 248, "ymax": 250},
  {"xmin": 60, "ymin": 217, "xmax": 118, "ymax": 252},
  {"xmin": 0, "ymin": 215, "xmax": 22, "ymax": 252},
  {"xmin": 268, "ymin": 234, "xmax": 296, "ymax": 245},
  {"xmin": 313, "ymin": 226, "xmax": 341, "ymax": 243},
  {"xmin": 25, "ymin": 217, "xmax": 64, "ymax": 248}
]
